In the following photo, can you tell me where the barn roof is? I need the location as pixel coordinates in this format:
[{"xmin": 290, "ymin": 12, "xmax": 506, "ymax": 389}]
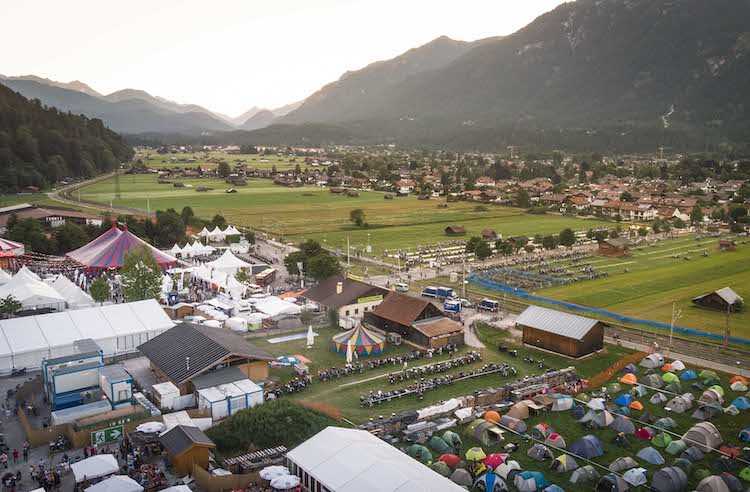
[
  {"xmin": 370, "ymin": 292, "xmax": 431, "ymax": 327},
  {"xmin": 302, "ymin": 276, "xmax": 387, "ymax": 309},
  {"xmin": 411, "ymin": 317, "xmax": 463, "ymax": 338},
  {"xmin": 515, "ymin": 305, "xmax": 600, "ymax": 341},
  {"xmin": 692, "ymin": 287, "xmax": 742, "ymax": 305}
]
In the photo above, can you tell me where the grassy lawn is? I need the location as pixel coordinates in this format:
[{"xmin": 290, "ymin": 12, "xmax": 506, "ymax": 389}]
[
  {"xmin": 257, "ymin": 325, "xmax": 635, "ymax": 424},
  {"xmin": 78, "ymin": 174, "xmax": 611, "ymax": 252},
  {"xmin": 137, "ymin": 150, "xmax": 300, "ymax": 171}
]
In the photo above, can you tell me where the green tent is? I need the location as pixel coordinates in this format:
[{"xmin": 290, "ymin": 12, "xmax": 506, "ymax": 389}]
[
  {"xmin": 665, "ymin": 440, "xmax": 687, "ymax": 456},
  {"xmin": 707, "ymin": 385, "xmax": 725, "ymax": 397},
  {"xmin": 407, "ymin": 444, "xmax": 433, "ymax": 463},
  {"xmin": 429, "ymin": 435, "xmax": 453, "ymax": 455},
  {"xmin": 738, "ymin": 466, "xmax": 750, "ymax": 482},
  {"xmin": 693, "ymin": 469, "xmax": 711, "ymax": 482},
  {"xmin": 608, "ymin": 383, "xmax": 623, "ymax": 393},
  {"xmin": 699, "ymin": 370, "xmax": 718, "ymax": 379},
  {"xmin": 442, "ymin": 430, "xmax": 462, "ymax": 450},
  {"xmin": 578, "ymin": 393, "xmax": 591, "ymax": 403},
  {"xmin": 652, "ymin": 432, "xmax": 673, "ymax": 448},
  {"xmin": 662, "ymin": 372, "xmax": 679, "ymax": 383}
]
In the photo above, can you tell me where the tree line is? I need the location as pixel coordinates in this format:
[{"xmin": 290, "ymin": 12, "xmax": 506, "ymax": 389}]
[{"xmin": 0, "ymin": 83, "xmax": 133, "ymax": 192}]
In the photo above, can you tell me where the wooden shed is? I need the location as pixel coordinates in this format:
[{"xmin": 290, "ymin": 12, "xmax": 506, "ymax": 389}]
[
  {"xmin": 692, "ymin": 287, "xmax": 743, "ymax": 312},
  {"xmin": 516, "ymin": 305, "xmax": 604, "ymax": 358},
  {"xmin": 598, "ymin": 237, "xmax": 631, "ymax": 257},
  {"xmin": 161, "ymin": 425, "xmax": 216, "ymax": 476},
  {"xmin": 445, "ymin": 225, "xmax": 466, "ymax": 236}
]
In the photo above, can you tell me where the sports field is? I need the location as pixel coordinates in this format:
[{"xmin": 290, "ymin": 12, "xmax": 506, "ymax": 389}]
[
  {"xmin": 78, "ymin": 174, "xmax": 610, "ymax": 253},
  {"xmin": 137, "ymin": 150, "xmax": 300, "ymax": 171}
]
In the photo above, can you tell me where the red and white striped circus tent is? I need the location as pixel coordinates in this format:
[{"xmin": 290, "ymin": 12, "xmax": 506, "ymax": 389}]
[
  {"xmin": 0, "ymin": 238, "xmax": 25, "ymax": 269},
  {"xmin": 67, "ymin": 224, "xmax": 177, "ymax": 270}
]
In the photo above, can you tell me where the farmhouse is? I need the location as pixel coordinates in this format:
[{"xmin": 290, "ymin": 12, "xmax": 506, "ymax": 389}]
[
  {"xmin": 364, "ymin": 292, "xmax": 464, "ymax": 349},
  {"xmin": 598, "ymin": 237, "xmax": 631, "ymax": 257},
  {"xmin": 286, "ymin": 426, "xmax": 465, "ymax": 492},
  {"xmin": 482, "ymin": 228, "xmax": 498, "ymax": 241},
  {"xmin": 0, "ymin": 203, "xmax": 102, "ymax": 234},
  {"xmin": 137, "ymin": 322, "xmax": 274, "ymax": 395},
  {"xmin": 516, "ymin": 305, "xmax": 604, "ymax": 358},
  {"xmin": 301, "ymin": 275, "xmax": 389, "ymax": 320},
  {"xmin": 691, "ymin": 287, "xmax": 743, "ymax": 312},
  {"xmin": 445, "ymin": 225, "xmax": 466, "ymax": 236}
]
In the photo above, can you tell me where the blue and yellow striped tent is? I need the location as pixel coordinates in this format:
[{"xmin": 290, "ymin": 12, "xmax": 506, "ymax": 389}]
[{"xmin": 332, "ymin": 325, "xmax": 386, "ymax": 356}]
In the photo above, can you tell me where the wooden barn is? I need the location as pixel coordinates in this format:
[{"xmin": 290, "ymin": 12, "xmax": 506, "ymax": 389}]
[
  {"xmin": 445, "ymin": 225, "xmax": 466, "ymax": 236},
  {"xmin": 692, "ymin": 287, "xmax": 743, "ymax": 312},
  {"xmin": 364, "ymin": 292, "xmax": 464, "ymax": 349},
  {"xmin": 718, "ymin": 239, "xmax": 737, "ymax": 251},
  {"xmin": 598, "ymin": 237, "xmax": 631, "ymax": 257},
  {"xmin": 516, "ymin": 305, "xmax": 604, "ymax": 358}
]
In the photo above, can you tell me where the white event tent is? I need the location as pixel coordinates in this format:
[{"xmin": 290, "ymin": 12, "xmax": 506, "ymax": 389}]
[
  {"xmin": 44, "ymin": 274, "xmax": 95, "ymax": 309},
  {"xmin": 207, "ymin": 226, "xmax": 226, "ymax": 242},
  {"xmin": 0, "ymin": 269, "xmax": 12, "ymax": 286},
  {"xmin": 71, "ymin": 455, "xmax": 120, "ymax": 483},
  {"xmin": 0, "ymin": 270, "xmax": 66, "ymax": 312},
  {"xmin": 0, "ymin": 299, "xmax": 173, "ymax": 372},
  {"xmin": 85, "ymin": 475, "xmax": 144, "ymax": 492},
  {"xmin": 206, "ymin": 249, "xmax": 252, "ymax": 275}
]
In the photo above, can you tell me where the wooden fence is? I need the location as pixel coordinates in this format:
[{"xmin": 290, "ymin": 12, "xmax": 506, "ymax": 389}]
[{"xmin": 192, "ymin": 464, "xmax": 263, "ymax": 492}]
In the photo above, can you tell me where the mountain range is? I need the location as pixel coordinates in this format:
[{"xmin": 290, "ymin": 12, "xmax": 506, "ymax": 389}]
[
  {"xmin": 3, "ymin": 0, "xmax": 749, "ymax": 148},
  {"xmin": 0, "ymin": 74, "xmax": 300, "ymax": 135}
]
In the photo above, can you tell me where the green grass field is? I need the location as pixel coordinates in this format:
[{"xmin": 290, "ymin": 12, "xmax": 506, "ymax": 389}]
[
  {"xmin": 79, "ymin": 174, "xmax": 610, "ymax": 253},
  {"xmin": 538, "ymin": 235, "xmax": 750, "ymax": 339},
  {"xmin": 137, "ymin": 150, "xmax": 300, "ymax": 171},
  {"xmin": 258, "ymin": 326, "xmax": 633, "ymax": 424}
]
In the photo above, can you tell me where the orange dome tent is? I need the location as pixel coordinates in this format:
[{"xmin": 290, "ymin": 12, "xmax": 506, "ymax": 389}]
[
  {"xmin": 662, "ymin": 364, "xmax": 675, "ymax": 372},
  {"xmin": 730, "ymin": 376, "xmax": 748, "ymax": 385},
  {"xmin": 483, "ymin": 411, "xmax": 501, "ymax": 424},
  {"xmin": 628, "ymin": 401, "xmax": 644, "ymax": 411},
  {"xmin": 619, "ymin": 373, "xmax": 638, "ymax": 385}
]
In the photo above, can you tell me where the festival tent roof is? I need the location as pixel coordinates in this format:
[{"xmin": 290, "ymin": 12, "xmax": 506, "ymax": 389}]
[
  {"xmin": 197, "ymin": 227, "xmax": 210, "ymax": 237},
  {"xmin": 0, "ymin": 237, "xmax": 24, "ymax": 252},
  {"xmin": 206, "ymin": 249, "xmax": 252, "ymax": 274},
  {"xmin": 224, "ymin": 225, "xmax": 241, "ymax": 236},
  {"xmin": 253, "ymin": 296, "xmax": 302, "ymax": 317},
  {"xmin": 332, "ymin": 325, "xmax": 386, "ymax": 356},
  {"xmin": 67, "ymin": 225, "xmax": 176, "ymax": 269},
  {"xmin": 45, "ymin": 274, "xmax": 95, "ymax": 308},
  {"xmin": 17, "ymin": 265, "xmax": 40, "ymax": 281},
  {"xmin": 71, "ymin": 454, "xmax": 119, "ymax": 482},
  {"xmin": 683, "ymin": 422, "xmax": 723, "ymax": 452},
  {"xmin": 0, "ymin": 269, "xmax": 11, "ymax": 285},
  {"xmin": 169, "ymin": 244, "xmax": 183, "ymax": 255},
  {"xmin": 85, "ymin": 475, "xmax": 144, "ymax": 492},
  {"xmin": 0, "ymin": 270, "xmax": 66, "ymax": 312}
]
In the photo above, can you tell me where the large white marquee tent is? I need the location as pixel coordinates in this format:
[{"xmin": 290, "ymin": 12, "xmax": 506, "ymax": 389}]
[
  {"xmin": 206, "ymin": 249, "xmax": 252, "ymax": 275},
  {"xmin": 0, "ymin": 269, "xmax": 66, "ymax": 312},
  {"xmin": 0, "ymin": 299, "xmax": 173, "ymax": 372},
  {"xmin": 44, "ymin": 274, "xmax": 95, "ymax": 309}
]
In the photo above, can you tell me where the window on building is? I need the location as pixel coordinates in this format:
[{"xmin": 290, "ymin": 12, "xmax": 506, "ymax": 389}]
[
  {"xmin": 345, "ymin": 310, "xmax": 350, "ymax": 316},
  {"xmin": 354, "ymin": 308, "xmax": 359, "ymax": 315}
]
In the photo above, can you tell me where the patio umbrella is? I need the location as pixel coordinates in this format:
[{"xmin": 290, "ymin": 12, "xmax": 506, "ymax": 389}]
[
  {"xmin": 306, "ymin": 325, "xmax": 315, "ymax": 347},
  {"xmin": 260, "ymin": 466, "xmax": 290, "ymax": 480},
  {"xmin": 270, "ymin": 475, "xmax": 301, "ymax": 490}
]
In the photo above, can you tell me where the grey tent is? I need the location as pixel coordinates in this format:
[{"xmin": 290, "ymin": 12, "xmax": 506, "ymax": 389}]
[
  {"xmin": 544, "ymin": 433, "xmax": 566, "ymax": 449},
  {"xmin": 697, "ymin": 475, "xmax": 733, "ymax": 492},
  {"xmin": 527, "ymin": 444, "xmax": 554, "ymax": 462},
  {"xmin": 609, "ymin": 456, "xmax": 638, "ymax": 472},
  {"xmin": 654, "ymin": 417, "xmax": 678, "ymax": 431},
  {"xmin": 717, "ymin": 473, "xmax": 743, "ymax": 492},
  {"xmin": 637, "ymin": 446, "xmax": 665, "ymax": 465},
  {"xmin": 664, "ymin": 440, "xmax": 688, "ymax": 456},
  {"xmin": 499, "ymin": 415, "xmax": 527, "ymax": 433},
  {"xmin": 651, "ymin": 466, "xmax": 689, "ymax": 492},
  {"xmin": 442, "ymin": 430, "xmax": 462, "ymax": 450},
  {"xmin": 550, "ymin": 454, "xmax": 579, "ymax": 472},
  {"xmin": 632, "ymin": 385, "xmax": 648, "ymax": 397},
  {"xmin": 691, "ymin": 406, "xmax": 714, "ymax": 421},
  {"xmin": 569, "ymin": 435, "xmax": 605, "ymax": 458},
  {"xmin": 431, "ymin": 461, "xmax": 452, "ymax": 477},
  {"xmin": 622, "ymin": 467, "xmax": 648, "ymax": 487},
  {"xmin": 570, "ymin": 465, "xmax": 600, "ymax": 484},
  {"xmin": 429, "ymin": 435, "xmax": 454, "ymax": 455},
  {"xmin": 610, "ymin": 417, "xmax": 636, "ymax": 434},
  {"xmin": 671, "ymin": 458, "xmax": 693, "ymax": 477},
  {"xmin": 450, "ymin": 468, "xmax": 474, "ymax": 487},
  {"xmin": 642, "ymin": 374, "xmax": 664, "ymax": 388},
  {"xmin": 664, "ymin": 381, "xmax": 682, "ymax": 393},
  {"xmin": 466, "ymin": 419, "xmax": 504, "ymax": 447},
  {"xmin": 651, "ymin": 393, "xmax": 668, "ymax": 404},
  {"xmin": 679, "ymin": 446, "xmax": 705, "ymax": 462},
  {"xmin": 596, "ymin": 473, "xmax": 631, "ymax": 492},
  {"xmin": 683, "ymin": 422, "xmax": 723, "ymax": 452},
  {"xmin": 641, "ymin": 353, "xmax": 665, "ymax": 369},
  {"xmin": 666, "ymin": 396, "xmax": 692, "ymax": 413}
]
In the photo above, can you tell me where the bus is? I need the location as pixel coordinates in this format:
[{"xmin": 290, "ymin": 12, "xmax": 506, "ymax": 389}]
[{"xmin": 255, "ymin": 268, "xmax": 277, "ymax": 287}]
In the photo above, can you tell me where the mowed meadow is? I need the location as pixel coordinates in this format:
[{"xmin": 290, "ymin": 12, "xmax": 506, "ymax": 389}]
[
  {"xmin": 79, "ymin": 174, "xmax": 610, "ymax": 253},
  {"xmin": 539, "ymin": 235, "xmax": 750, "ymax": 338}
]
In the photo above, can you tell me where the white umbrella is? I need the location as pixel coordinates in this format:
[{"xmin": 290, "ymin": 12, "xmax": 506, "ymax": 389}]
[
  {"xmin": 135, "ymin": 421, "xmax": 165, "ymax": 434},
  {"xmin": 270, "ymin": 475, "xmax": 301, "ymax": 490},
  {"xmin": 346, "ymin": 339, "xmax": 353, "ymax": 365},
  {"xmin": 260, "ymin": 465, "xmax": 290, "ymax": 480},
  {"xmin": 306, "ymin": 325, "xmax": 315, "ymax": 348}
]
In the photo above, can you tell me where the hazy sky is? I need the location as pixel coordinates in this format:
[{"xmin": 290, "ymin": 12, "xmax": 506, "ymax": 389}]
[{"xmin": 2, "ymin": 0, "xmax": 567, "ymax": 116}]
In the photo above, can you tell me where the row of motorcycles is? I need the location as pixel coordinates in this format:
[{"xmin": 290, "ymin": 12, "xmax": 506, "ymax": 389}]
[{"xmin": 387, "ymin": 351, "xmax": 482, "ymax": 384}]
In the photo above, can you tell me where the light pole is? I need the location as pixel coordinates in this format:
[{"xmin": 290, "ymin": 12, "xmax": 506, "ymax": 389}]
[{"xmin": 667, "ymin": 301, "xmax": 682, "ymax": 357}]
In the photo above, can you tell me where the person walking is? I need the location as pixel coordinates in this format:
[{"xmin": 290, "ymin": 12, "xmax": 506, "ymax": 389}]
[
  {"xmin": 0, "ymin": 452, "xmax": 8, "ymax": 468},
  {"xmin": 11, "ymin": 449, "xmax": 18, "ymax": 464}
]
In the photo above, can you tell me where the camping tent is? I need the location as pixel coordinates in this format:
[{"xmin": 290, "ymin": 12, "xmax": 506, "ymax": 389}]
[
  {"xmin": 610, "ymin": 417, "xmax": 636, "ymax": 434},
  {"xmin": 652, "ymin": 432, "xmax": 673, "ymax": 448},
  {"xmin": 637, "ymin": 447, "xmax": 665, "ymax": 465},
  {"xmin": 622, "ymin": 364, "xmax": 638, "ymax": 374},
  {"xmin": 680, "ymin": 446, "xmax": 705, "ymax": 462},
  {"xmin": 665, "ymin": 440, "xmax": 688, "ymax": 456},
  {"xmin": 641, "ymin": 353, "xmax": 665, "ymax": 369},
  {"xmin": 442, "ymin": 430, "xmax": 462, "ymax": 450},
  {"xmin": 407, "ymin": 444, "xmax": 432, "ymax": 463},
  {"xmin": 641, "ymin": 374, "xmax": 664, "ymax": 388},
  {"xmin": 731, "ymin": 381, "xmax": 748, "ymax": 392},
  {"xmin": 544, "ymin": 433, "xmax": 566, "ymax": 448},
  {"xmin": 651, "ymin": 393, "xmax": 668, "ymax": 404},
  {"xmin": 570, "ymin": 465, "xmax": 600, "ymax": 484},
  {"xmin": 514, "ymin": 471, "xmax": 548, "ymax": 492},
  {"xmin": 550, "ymin": 454, "xmax": 578, "ymax": 472},
  {"xmin": 551, "ymin": 395, "xmax": 573, "ymax": 411},
  {"xmin": 499, "ymin": 415, "xmax": 527, "ymax": 433},
  {"xmin": 619, "ymin": 373, "xmax": 638, "ymax": 385},
  {"xmin": 569, "ymin": 435, "xmax": 604, "ymax": 458},
  {"xmin": 680, "ymin": 370, "xmax": 698, "ymax": 381},
  {"xmin": 527, "ymin": 444, "xmax": 554, "ymax": 462},
  {"xmin": 67, "ymin": 225, "xmax": 176, "ymax": 270},
  {"xmin": 71, "ymin": 455, "xmax": 119, "ymax": 482},
  {"xmin": 85, "ymin": 475, "xmax": 144, "ymax": 492},
  {"xmin": 429, "ymin": 435, "xmax": 454, "ymax": 455},
  {"xmin": 622, "ymin": 468, "xmax": 647, "ymax": 487},
  {"xmin": 45, "ymin": 274, "xmax": 95, "ymax": 308},
  {"xmin": 495, "ymin": 461, "xmax": 522, "ymax": 480},
  {"xmin": 466, "ymin": 419, "xmax": 504, "ymax": 447},
  {"xmin": 474, "ymin": 471, "xmax": 507, "ymax": 492},
  {"xmin": 671, "ymin": 360, "xmax": 686, "ymax": 371},
  {"xmin": 635, "ymin": 427, "xmax": 656, "ymax": 440},
  {"xmin": 507, "ymin": 401, "xmax": 531, "ymax": 420},
  {"xmin": 696, "ymin": 475, "xmax": 738, "ymax": 492},
  {"xmin": 483, "ymin": 453, "xmax": 507, "ymax": 469},
  {"xmin": 532, "ymin": 423, "xmax": 552, "ymax": 439},
  {"xmin": 596, "ymin": 474, "xmax": 630, "ymax": 492},
  {"xmin": 450, "ymin": 469, "xmax": 473, "ymax": 487},
  {"xmin": 615, "ymin": 394, "xmax": 634, "ymax": 407},
  {"xmin": 609, "ymin": 457, "xmax": 638, "ymax": 472},
  {"xmin": 683, "ymin": 422, "xmax": 723, "ymax": 452},
  {"xmin": 332, "ymin": 325, "xmax": 386, "ymax": 356},
  {"xmin": 650, "ymin": 466, "xmax": 688, "ymax": 492},
  {"xmin": 740, "ymin": 429, "xmax": 750, "ymax": 442},
  {"xmin": 666, "ymin": 396, "xmax": 692, "ymax": 413},
  {"xmin": 734, "ymin": 397, "xmax": 750, "ymax": 410}
]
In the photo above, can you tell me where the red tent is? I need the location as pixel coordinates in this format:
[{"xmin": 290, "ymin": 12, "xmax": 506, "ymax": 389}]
[{"xmin": 67, "ymin": 224, "xmax": 176, "ymax": 269}]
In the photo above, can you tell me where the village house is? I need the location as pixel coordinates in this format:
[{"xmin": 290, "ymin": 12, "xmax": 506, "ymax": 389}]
[
  {"xmin": 395, "ymin": 179, "xmax": 416, "ymax": 194},
  {"xmin": 475, "ymin": 176, "xmax": 496, "ymax": 188}
]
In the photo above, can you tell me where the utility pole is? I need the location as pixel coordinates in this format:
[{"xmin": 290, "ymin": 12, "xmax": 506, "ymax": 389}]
[
  {"xmin": 462, "ymin": 254, "xmax": 466, "ymax": 298},
  {"xmin": 346, "ymin": 236, "xmax": 350, "ymax": 268},
  {"xmin": 667, "ymin": 301, "xmax": 682, "ymax": 357}
]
